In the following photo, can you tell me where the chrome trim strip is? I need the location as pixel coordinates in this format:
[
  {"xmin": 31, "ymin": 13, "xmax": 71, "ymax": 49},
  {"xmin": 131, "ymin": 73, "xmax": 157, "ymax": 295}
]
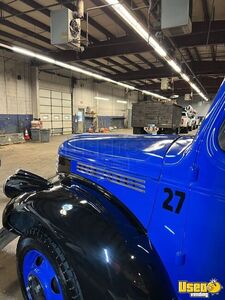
[{"xmin": 76, "ymin": 162, "xmax": 146, "ymax": 193}]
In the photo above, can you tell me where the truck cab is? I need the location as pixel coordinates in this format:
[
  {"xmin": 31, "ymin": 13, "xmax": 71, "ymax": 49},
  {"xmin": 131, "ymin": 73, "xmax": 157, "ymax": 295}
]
[{"xmin": 2, "ymin": 80, "xmax": 225, "ymax": 300}]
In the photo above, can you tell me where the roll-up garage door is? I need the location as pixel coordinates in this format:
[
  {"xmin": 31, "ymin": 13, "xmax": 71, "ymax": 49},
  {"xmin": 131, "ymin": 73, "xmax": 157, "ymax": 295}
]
[{"xmin": 39, "ymin": 89, "xmax": 72, "ymax": 135}]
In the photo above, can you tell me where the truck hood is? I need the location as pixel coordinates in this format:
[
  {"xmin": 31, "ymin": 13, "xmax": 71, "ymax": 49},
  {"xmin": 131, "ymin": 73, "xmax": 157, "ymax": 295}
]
[{"xmin": 59, "ymin": 134, "xmax": 182, "ymax": 180}]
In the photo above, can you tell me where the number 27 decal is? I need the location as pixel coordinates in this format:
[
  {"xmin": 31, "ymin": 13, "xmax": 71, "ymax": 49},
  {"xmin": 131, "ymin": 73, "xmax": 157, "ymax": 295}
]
[{"xmin": 163, "ymin": 188, "xmax": 186, "ymax": 214}]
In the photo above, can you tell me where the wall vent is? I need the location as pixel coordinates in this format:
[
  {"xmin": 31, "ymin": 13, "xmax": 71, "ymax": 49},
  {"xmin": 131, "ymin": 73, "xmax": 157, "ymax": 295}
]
[{"xmin": 77, "ymin": 162, "xmax": 146, "ymax": 193}]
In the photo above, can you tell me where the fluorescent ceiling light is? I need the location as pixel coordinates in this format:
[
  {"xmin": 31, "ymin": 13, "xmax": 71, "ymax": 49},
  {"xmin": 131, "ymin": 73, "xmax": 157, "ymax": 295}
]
[
  {"xmin": 142, "ymin": 90, "xmax": 168, "ymax": 100},
  {"xmin": 181, "ymin": 73, "xmax": 190, "ymax": 82},
  {"xmin": 0, "ymin": 42, "xmax": 176, "ymax": 102},
  {"xmin": 148, "ymin": 37, "xmax": 167, "ymax": 57},
  {"xmin": 12, "ymin": 45, "xmax": 136, "ymax": 91},
  {"xmin": 94, "ymin": 96, "xmax": 109, "ymax": 101},
  {"xmin": 190, "ymin": 82, "xmax": 200, "ymax": 94},
  {"xmin": 167, "ymin": 60, "xmax": 181, "ymax": 73},
  {"xmin": 5, "ymin": 45, "xmax": 137, "ymax": 91},
  {"xmin": 105, "ymin": 0, "xmax": 209, "ymax": 101},
  {"xmin": 104, "ymin": 0, "xmax": 167, "ymax": 58},
  {"xmin": 117, "ymin": 100, "xmax": 127, "ymax": 103},
  {"xmin": 170, "ymin": 94, "xmax": 179, "ymax": 99}
]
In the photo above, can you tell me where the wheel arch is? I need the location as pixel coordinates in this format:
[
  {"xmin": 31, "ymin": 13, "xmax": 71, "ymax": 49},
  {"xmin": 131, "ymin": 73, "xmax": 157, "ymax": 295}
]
[{"xmin": 3, "ymin": 176, "xmax": 177, "ymax": 300}]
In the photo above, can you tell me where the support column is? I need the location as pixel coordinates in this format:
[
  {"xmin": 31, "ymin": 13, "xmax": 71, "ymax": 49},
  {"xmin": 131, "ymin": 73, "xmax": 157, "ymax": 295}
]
[{"xmin": 31, "ymin": 66, "xmax": 39, "ymax": 118}]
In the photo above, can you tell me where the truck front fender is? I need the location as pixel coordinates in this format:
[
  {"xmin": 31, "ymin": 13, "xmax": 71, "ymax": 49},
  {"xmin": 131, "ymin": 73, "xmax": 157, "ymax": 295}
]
[{"xmin": 3, "ymin": 175, "xmax": 177, "ymax": 300}]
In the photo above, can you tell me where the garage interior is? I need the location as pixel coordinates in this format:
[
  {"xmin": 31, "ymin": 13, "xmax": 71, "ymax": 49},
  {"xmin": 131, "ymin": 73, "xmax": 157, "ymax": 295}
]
[{"xmin": 0, "ymin": 0, "xmax": 225, "ymax": 299}]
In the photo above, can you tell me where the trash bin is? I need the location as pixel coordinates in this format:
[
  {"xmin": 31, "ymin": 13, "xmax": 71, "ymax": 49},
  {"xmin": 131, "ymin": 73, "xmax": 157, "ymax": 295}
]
[
  {"xmin": 31, "ymin": 129, "xmax": 40, "ymax": 142},
  {"xmin": 40, "ymin": 129, "xmax": 50, "ymax": 143}
]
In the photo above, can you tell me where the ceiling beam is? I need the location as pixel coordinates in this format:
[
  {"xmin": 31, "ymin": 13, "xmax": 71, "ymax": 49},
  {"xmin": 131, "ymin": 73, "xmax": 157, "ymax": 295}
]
[
  {"xmin": 89, "ymin": 59, "xmax": 121, "ymax": 74},
  {"xmin": 0, "ymin": 19, "xmax": 50, "ymax": 45},
  {"xmin": 90, "ymin": 0, "xmax": 134, "ymax": 35},
  {"xmin": 52, "ymin": 36, "xmax": 145, "ymax": 61},
  {"xmin": 134, "ymin": 54, "xmax": 155, "ymax": 68},
  {"xmin": 110, "ymin": 61, "xmax": 225, "ymax": 81},
  {"xmin": 51, "ymin": 20, "xmax": 225, "ymax": 62},
  {"xmin": 77, "ymin": 61, "xmax": 111, "ymax": 77},
  {"xmin": 173, "ymin": 30, "xmax": 225, "ymax": 48},
  {"xmin": 0, "ymin": 2, "xmax": 49, "ymax": 32},
  {"xmin": 20, "ymin": 0, "xmax": 50, "ymax": 17},
  {"xmin": 0, "ymin": 30, "xmax": 49, "ymax": 52},
  {"xmin": 105, "ymin": 57, "xmax": 132, "ymax": 72},
  {"xmin": 138, "ymin": 85, "xmax": 219, "ymax": 96},
  {"xmin": 139, "ymin": 77, "xmax": 223, "ymax": 92},
  {"xmin": 211, "ymin": 45, "xmax": 216, "ymax": 61},
  {"xmin": 193, "ymin": 47, "xmax": 201, "ymax": 61},
  {"xmin": 185, "ymin": 48, "xmax": 195, "ymax": 62},
  {"xmin": 119, "ymin": 55, "xmax": 144, "ymax": 70}
]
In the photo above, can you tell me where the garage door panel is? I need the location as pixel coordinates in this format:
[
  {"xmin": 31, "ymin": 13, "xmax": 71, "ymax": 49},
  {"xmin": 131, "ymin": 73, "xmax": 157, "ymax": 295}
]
[
  {"xmin": 63, "ymin": 121, "xmax": 72, "ymax": 127},
  {"xmin": 40, "ymin": 113, "xmax": 51, "ymax": 121},
  {"xmin": 40, "ymin": 89, "xmax": 51, "ymax": 98},
  {"xmin": 39, "ymin": 88, "xmax": 72, "ymax": 135},
  {"xmin": 63, "ymin": 107, "xmax": 71, "ymax": 114},
  {"xmin": 52, "ymin": 114, "xmax": 62, "ymax": 121},
  {"xmin": 52, "ymin": 121, "xmax": 63, "ymax": 127},
  {"xmin": 63, "ymin": 100, "xmax": 71, "ymax": 107},
  {"xmin": 40, "ymin": 106, "xmax": 51, "ymax": 113},
  {"xmin": 62, "ymin": 93, "xmax": 71, "ymax": 100},
  {"xmin": 52, "ymin": 99, "xmax": 62, "ymax": 107},
  {"xmin": 42, "ymin": 121, "xmax": 51, "ymax": 129},
  {"xmin": 40, "ymin": 97, "xmax": 51, "ymax": 106},
  {"xmin": 63, "ymin": 128, "xmax": 72, "ymax": 134},
  {"xmin": 51, "ymin": 91, "xmax": 61, "ymax": 99},
  {"xmin": 52, "ymin": 106, "xmax": 62, "ymax": 113},
  {"xmin": 63, "ymin": 114, "xmax": 72, "ymax": 121}
]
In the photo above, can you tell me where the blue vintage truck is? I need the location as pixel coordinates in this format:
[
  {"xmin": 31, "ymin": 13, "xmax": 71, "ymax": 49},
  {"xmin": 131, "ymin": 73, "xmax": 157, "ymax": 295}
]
[{"xmin": 1, "ymin": 80, "xmax": 225, "ymax": 300}]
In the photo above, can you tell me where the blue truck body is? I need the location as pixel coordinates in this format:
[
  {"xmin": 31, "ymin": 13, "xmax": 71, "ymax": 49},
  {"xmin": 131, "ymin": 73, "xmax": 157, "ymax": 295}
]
[
  {"xmin": 2, "ymin": 80, "xmax": 225, "ymax": 299},
  {"xmin": 58, "ymin": 80, "xmax": 225, "ymax": 299}
]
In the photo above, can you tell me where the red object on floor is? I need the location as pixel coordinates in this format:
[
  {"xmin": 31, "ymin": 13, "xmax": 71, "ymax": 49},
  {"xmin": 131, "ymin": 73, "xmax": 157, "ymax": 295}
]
[{"xmin": 24, "ymin": 129, "xmax": 30, "ymax": 140}]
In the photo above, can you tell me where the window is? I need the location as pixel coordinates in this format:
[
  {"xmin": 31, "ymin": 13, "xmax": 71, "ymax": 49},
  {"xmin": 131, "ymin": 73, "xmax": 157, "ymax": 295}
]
[{"xmin": 218, "ymin": 121, "xmax": 225, "ymax": 151}]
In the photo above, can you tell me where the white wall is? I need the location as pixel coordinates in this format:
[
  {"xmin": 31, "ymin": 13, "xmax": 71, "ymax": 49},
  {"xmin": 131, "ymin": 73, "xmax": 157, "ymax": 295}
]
[
  {"xmin": 0, "ymin": 50, "xmax": 139, "ymax": 133},
  {"xmin": 73, "ymin": 78, "xmax": 139, "ymax": 117},
  {"xmin": 39, "ymin": 72, "xmax": 72, "ymax": 93},
  {"xmin": 0, "ymin": 50, "xmax": 32, "ymax": 116}
]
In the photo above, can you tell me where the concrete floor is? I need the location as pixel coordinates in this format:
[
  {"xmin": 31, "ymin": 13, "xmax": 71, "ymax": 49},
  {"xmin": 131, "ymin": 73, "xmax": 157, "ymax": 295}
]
[
  {"xmin": 0, "ymin": 134, "xmax": 75, "ymax": 299},
  {"xmin": 0, "ymin": 128, "xmax": 195, "ymax": 299},
  {"xmin": 0, "ymin": 129, "xmax": 133, "ymax": 299}
]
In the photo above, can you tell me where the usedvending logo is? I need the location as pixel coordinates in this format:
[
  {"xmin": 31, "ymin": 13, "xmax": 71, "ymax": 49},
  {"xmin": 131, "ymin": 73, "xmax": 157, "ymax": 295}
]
[{"xmin": 178, "ymin": 279, "xmax": 223, "ymax": 298}]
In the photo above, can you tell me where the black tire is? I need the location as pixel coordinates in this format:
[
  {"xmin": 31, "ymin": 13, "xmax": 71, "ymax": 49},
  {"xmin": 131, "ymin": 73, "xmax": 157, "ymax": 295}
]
[
  {"xmin": 17, "ymin": 228, "xmax": 83, "ymax": 300},
  {"xmin": 133, "ymin": 127, "xmax": 146, "ymax": 134}
]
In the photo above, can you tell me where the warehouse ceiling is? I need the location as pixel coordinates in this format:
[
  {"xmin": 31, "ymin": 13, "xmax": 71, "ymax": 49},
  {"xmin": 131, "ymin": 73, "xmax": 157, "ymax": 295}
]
[{"xmin": 0, "ymin": 0, "xmax": 224, "ymax": 97}]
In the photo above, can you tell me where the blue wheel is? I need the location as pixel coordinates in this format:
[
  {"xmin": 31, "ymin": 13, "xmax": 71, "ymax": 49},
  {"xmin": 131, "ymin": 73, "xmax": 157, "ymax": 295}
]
[
  {"xmin": 23, "ymin": 250, "xmax": 63, "ymax": 299},
  {"xmin": 17, "ymin": 228, "xmax": 83, "ymax": 300}
]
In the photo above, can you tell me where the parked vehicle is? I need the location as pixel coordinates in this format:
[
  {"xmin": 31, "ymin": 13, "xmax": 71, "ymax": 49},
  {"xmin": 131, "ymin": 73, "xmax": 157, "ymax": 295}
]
[
  {"xmin": 132, "ymin": 100, "xmax": 182, "ymax": 134},
  {"xmin": 1, "ymin": 80, "xmax": 225, "ymax": 300},
  {"xmin": 188, "ymin": 115, "xmax": 197, "ymax": 130},
  {"xmin": 180, "ymin": 111, "xmax": 190, "ymax": 133}
]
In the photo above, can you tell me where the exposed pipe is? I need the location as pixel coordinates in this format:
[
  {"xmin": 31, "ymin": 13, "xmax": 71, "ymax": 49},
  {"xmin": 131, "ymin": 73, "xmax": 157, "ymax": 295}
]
[{"xmin": 77, "ymin": 0, "xmax": 84, "ymax": 19}]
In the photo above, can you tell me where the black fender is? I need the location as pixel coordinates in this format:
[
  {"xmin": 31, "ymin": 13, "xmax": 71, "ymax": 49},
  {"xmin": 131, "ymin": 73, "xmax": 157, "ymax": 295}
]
[
  {"xmin": 3, "ymin": 174, "xmax": 177, "ymax": 300},
  {"xmin": 3, "ymin": 169, "xmax": 52, "ymax": 199}
]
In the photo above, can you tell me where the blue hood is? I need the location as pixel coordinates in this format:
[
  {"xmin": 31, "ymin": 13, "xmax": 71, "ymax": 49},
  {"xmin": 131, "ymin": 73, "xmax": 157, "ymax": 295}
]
[{"xmin": 59, "ymin": 134, "xmax": 180, "ymax": 180}]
